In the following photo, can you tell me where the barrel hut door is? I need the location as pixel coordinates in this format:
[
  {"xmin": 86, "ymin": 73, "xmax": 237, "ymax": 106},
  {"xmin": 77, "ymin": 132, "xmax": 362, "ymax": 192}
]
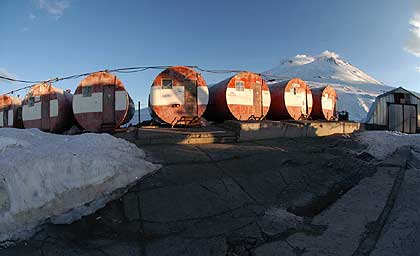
[
  {"xmin": 103, "ymin": 85, "xmax": 116, "ymax": 125},
  {"xmin": 403, "ymin": 105, "xmax": 417, "ymax": 134},
  {"xmin": 184, "ymin": 80, "xmax": 197, "ymax": 117},
  {"xmin": 3, "ymin": 109, "xmax": 8, "ymax": 127},
  {"xmin": 253, "ymin": 82, "xmax": 262, "ymax": 118},
  {"xmin": 41, "ymin": 96, "xmax": 50, "ymax": 131}
]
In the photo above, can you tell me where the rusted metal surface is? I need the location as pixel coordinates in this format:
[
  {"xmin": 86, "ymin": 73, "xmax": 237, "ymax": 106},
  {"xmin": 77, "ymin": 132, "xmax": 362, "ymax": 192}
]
[
  {"xmin": 73, "ymin": 72, "xmax": 134, "ymax": 132},
  {"xmin": 149, "ymin": 66, "xmax": 208, "ymax": 126},
  {"xmin": 310, "ymin": 86, "xmax": 337, "ymax": 120},
  {"xmin": 22, "ymin": 83, "xmax": 73, "ymax": 132},
  {"xmin": 0, "ymin": 95, "xmax": 23, "ymax": 128},
  {"xmin": 204, "ymin": 72, "xmax": 270, "ymax": 122},
  {"xmin": 267, "ymin": 78, "xmax": 313, "ymax": 120}
]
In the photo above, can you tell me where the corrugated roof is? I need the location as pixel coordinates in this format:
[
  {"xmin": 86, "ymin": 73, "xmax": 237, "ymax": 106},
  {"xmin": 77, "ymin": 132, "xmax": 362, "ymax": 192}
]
[{"xmin": 376, "ymin": 86, "xmax": 420, "ymax": 100}]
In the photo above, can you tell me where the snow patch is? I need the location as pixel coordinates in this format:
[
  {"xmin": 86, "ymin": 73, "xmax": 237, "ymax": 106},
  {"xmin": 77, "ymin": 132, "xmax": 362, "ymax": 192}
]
[
  {"xmin": 318, "ymin": 50, "xmax": 340, "ymax": 59},
  {"xmin": 258, "ymin": 208, "xmax": 303, "ymax": 236},
  {"xmin": 355, "ymin": 131, "xmax": 420, "ymax": 160},
  {"xmin": 0, "ymin": 128, "xmax": 160, "ymax": 243}
]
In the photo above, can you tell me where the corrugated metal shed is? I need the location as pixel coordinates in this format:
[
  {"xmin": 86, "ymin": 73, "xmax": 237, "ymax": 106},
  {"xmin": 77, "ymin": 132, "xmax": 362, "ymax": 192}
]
[{"xmin": 365, "ymin": 87, "xmax": 420, "ymax": 133}]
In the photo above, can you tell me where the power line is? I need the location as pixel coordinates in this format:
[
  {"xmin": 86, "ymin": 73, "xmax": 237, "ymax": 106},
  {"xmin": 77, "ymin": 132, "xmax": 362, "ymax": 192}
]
[
  {"xmin": 0, "ymin": 75, "xmax": 45, "ymax": 84},
  {"xmin": 1, "ymin": 65, "xmax": 290, "ymax": 95},
  {"xmin": 195, "ymin": 67, "xmax": 246, "ymax": 74},
  {"xmin": 261, "ymin": 73, "xmax": 292, "ymax": 81}
]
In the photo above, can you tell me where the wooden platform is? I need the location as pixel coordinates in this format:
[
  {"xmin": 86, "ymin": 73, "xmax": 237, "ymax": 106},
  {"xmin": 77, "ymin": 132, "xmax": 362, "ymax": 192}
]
[
  {"xmin": 113, "ymin": 120, "xmax": 362, "ymax": 145},
  {"xmin": 113, "ymin": 126, "xmax": 237, "ymax": 145},
  {"xmin": 222, "ymin": 120, "xmax": 362, "ymax": 142}
]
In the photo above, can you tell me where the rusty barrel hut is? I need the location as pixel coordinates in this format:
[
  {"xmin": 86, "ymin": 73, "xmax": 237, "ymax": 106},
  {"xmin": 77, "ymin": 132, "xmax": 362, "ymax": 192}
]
[
  {"xmin": 310, "ymin": 86, "xmax": 337, "ymax": 120},
  {"xmin": 22, "ymin": 83, "xmax": 73, "ymax": 132},
  {"xmin": 267, "ymin": 78, "xmax": 313, "ymax": 120},
  {"xmin": 149, "ymin": 66, "xmax": 209, "ymax": 125},
  {"xmin": 73, "ymin": 72, "xmax": 135, "ymax": 132},
  {"xmin": 204, "ymin": 72, "xmax": 271, "ymax": 121},
  {"xmin": 0, "ymin": 95, "xmax": 23, "ymax": 128}
]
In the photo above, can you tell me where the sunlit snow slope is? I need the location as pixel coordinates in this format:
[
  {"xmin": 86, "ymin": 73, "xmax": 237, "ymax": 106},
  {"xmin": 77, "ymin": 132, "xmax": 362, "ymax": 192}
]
[{"xmin": 263, "ymin": 51, "xmax": 394, "ymax": 121}]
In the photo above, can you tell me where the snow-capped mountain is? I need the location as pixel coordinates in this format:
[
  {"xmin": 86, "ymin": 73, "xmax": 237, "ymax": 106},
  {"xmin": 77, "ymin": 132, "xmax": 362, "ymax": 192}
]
[{"xmin": 263, "ymin": 51, "xmax": 394, "ymax": 121}]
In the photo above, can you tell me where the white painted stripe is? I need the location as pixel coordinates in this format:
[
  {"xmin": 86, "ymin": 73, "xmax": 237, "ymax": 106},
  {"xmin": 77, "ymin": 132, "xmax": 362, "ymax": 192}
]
[
  {"xmin": 0, "ymin": 112, "xmax": 3, "ymax": 126},
  {"xmin": 197, "ymin": 86, "xmax": 209, "ymax": 106},
  {"xmin": 22, "ymin": 102, "xmax": 42, "ymax": 121},
  {"xmin": 50, "ymin": 99, "xmax": 59, "ymax": 117},
  {"xmin": 262, "ymin": 90, "xmax": 271, "ymax": 107},
  {"xmin": 150, "ymin": 86, "xmax": 184, "ymax": 106},
  {"xmin": 73, "ymin": 92, "xmax": 103, "ymax": 114},
  {"xmin": 322, "ymin": 96, "xmax": 333, "ymax": 110},
  {"xmin": 307, "ymin": 93, "xmax": 313, "ymax": 108},
  {"xmin": 115, "ymin": 91, "xmax": 128, "ymax": 111},
  {"xmin": 284, "ymin": 92, "xmax": 307, "ymax": 107},
  {"xmin": 226, "ymin": 88, "xmax": 254, "ymax": 106},
  {"xmin": 8, "ymin": 110, "xmax": 13, "ymax": 126}
]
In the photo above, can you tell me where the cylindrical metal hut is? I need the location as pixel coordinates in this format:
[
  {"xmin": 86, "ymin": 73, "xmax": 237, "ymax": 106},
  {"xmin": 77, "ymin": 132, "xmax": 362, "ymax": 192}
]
[
  {"xmin": 0, "ymin": 95, "xmax": 23, "ymax": 128},
  {"xmin": 310, "ymin": 86, "xmax": 337, "ymax": 120},
  {"xmin": 22, "ymin": 83, "xmax": 74, "ymax": 132},
  {"xmin": 267, "ymin": 78, "xmax": 313, "ymax": 120},
  {"xmin": 73, "ymin": 72, "xmax": 134, "ymax": 132},
  {"xmin": 204, "ymin": 72, "xmax": 271, "ymax": 121},
  {"xmin": 149, "ymin": 66, "xmax": 208, "ymax": 125}
]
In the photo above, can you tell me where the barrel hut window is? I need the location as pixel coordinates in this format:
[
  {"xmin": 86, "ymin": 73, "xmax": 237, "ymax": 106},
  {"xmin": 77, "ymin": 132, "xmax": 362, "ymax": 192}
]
[
  {"xmin": 28, "ymin": 97, "xmax": 35, "ymax": 107},
  {"xmin": 82, "ymin": 86, "xmax": 92, "ymax": 97},
  {"xmin": 293, "ymin": 88, "xmax": 297, "ymax": 95},
  {"xmin": 162, "ymin": 79, "xmax": 173, "ymax": 89},
  {"xmin": 235, "ymin": 81, "xmax": 244, "ymax": 91}
]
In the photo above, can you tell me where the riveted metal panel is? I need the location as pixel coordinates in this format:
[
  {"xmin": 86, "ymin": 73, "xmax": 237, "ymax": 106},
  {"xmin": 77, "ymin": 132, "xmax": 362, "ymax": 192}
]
[
  {"xmin": 149, "ymin": 66, "xmax": 208, "ymax": 125},
  {"xmin": 22, "ymin": 83, "xmax": 73, "ymax": 133},
  {"xmin": 267, "ymin": 78, "xmax": 312, "ymax": 120},
  {"xmin": 204, "ymin": 72, "xmax": 270, "ymax": 121}
]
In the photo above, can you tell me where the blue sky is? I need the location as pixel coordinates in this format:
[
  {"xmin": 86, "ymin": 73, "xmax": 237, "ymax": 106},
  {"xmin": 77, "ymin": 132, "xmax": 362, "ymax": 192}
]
[{"xmin": 0, "ymin": 0, "xmax": 419, "ymax": 105}]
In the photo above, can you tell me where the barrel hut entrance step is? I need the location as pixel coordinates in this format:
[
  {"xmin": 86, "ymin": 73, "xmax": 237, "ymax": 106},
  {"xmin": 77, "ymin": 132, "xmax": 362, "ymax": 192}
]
[
  {"xmin": 366, "ymin": 87, "xmax": 420, "ymax": 134},
  {"xmin": 267, "ymin": 78, "xmax": 313, "ymax": 120},
  {"xmin": 0, "ymin": 95, "xmax": 23, "ymax": 128},
  {"xmin": 22, "ymin": 83, "xmax": 73, "ymax": 132},
  {"xmin": 310, "ymin": 86, "xmax": 337, "ymax": 120},
  {"xmin": 73, "ymin": 72, "xmax": 135, "ymax": 132},
  {"xmin": 204, "ymin": 72, "xmax": 271, "ymax": 122},
  {"xmin": 149, "ymin": 66, "xmax": 209, "ymax": 127}
]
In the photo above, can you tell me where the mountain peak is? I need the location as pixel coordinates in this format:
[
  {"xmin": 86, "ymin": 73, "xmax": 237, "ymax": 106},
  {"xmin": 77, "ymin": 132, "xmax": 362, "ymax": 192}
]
[
  {"xmin": 263, "ymin": 51, "xmax": 393, "ymax": 122},
  {"xmin": 265, "ymin": 51, "xmax": 382, "ymax": 85},
  {"xmin": 318, "ymin": 50, "xmax": 340, "ymax": 59}
]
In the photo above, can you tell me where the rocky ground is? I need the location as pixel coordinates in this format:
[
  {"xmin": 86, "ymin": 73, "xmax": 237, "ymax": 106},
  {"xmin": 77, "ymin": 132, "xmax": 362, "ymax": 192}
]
[{"xmin": 1, "ymin": 133, "xmax": 418, "ymax": 256}]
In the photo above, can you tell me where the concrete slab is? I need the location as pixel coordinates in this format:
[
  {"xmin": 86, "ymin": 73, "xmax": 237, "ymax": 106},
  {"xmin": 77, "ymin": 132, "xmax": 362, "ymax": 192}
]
[
  {"xmin": 114, "ymin": 126, "xmax": 237, "ymax": 145},
  {"xmin": 285, "ymin": 148, "xmax": 410, "ymax": 256},
  {"xmin": 223, "ymin": 120, "xmax": 361, "ymax": 141}
]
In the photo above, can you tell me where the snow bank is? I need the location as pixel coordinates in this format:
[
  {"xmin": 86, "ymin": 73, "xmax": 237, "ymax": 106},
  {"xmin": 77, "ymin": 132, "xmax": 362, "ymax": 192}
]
[
  {"xmin": 355, "ymin": 131, "xmax": 420, "ymax": 160},
  {"xmin": 0, "ymin": 128, "xmax": 160, "ymax": 243}
]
